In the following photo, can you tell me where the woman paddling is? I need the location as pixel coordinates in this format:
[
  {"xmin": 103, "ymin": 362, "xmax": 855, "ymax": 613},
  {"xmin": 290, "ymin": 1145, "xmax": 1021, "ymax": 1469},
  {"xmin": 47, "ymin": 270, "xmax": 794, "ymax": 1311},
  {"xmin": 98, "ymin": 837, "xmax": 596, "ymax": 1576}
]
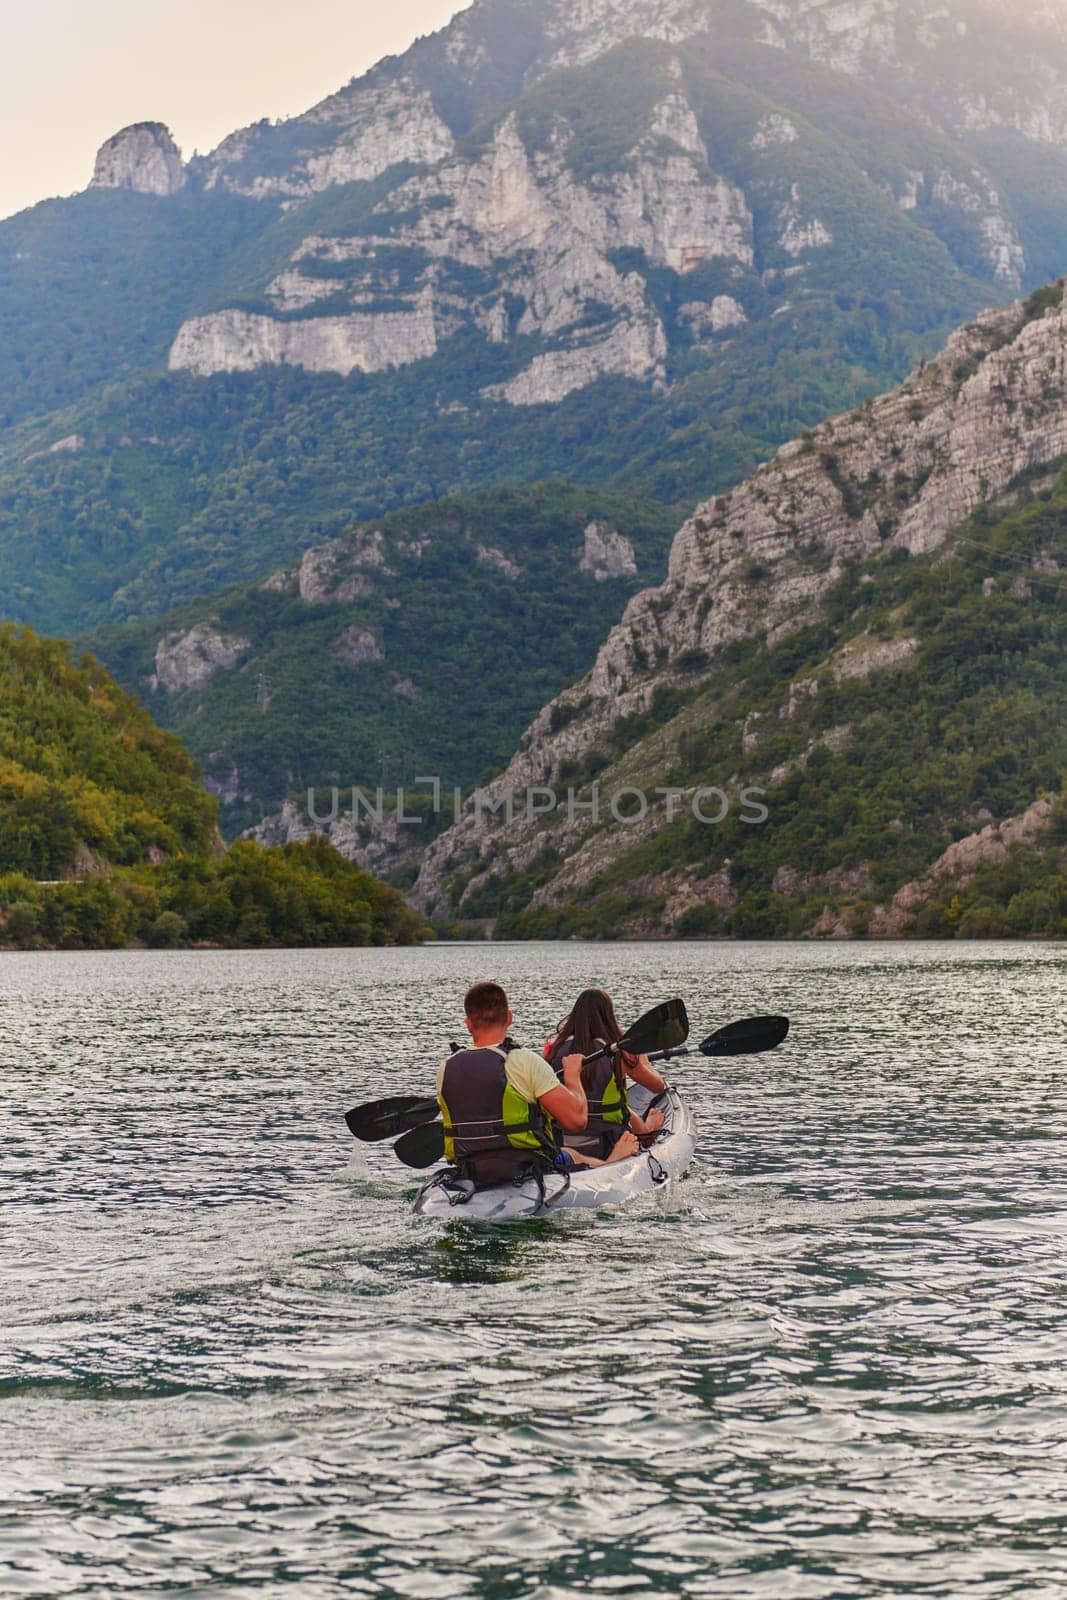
[{"xmin": 545, "ymin": 988, "xmax": 667, "ymax": 1164}]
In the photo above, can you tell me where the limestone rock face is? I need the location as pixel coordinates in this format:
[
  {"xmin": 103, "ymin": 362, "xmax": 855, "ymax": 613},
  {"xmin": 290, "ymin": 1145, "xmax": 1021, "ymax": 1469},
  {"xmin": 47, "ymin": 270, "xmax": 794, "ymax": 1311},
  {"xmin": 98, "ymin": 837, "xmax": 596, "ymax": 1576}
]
[
  {"xmin": 162, "ymin": 0, "xmax": 1067, "ymax": 403},
  {"xmin": 830, "ymin": 634, "xmax": 919, "ymax": 682},
  {"xmin": 679, "ymin": 296, "xmax": 748, "ymax": 337},
  {"xmin": 476, "ymin": 545, "xmax": 523, "ymax": 580},
  {"xmin": 69, "ymin": 0, "xmax": 1067, "ymax": 471},
  {"xmin": 579, "ymin": 523, "xmax": 638, "ymax": 581},
  {"xmin": 297, "ymin": 535, "xmax": 385, "ymax": 605},
  {"xmin": 169, "ymin": 299, "xmax": 438, "ymax": 378},
  {"xmin": 203, "ymin": 79, "xmax": 453, "ymax": 199},
  {"xmin": 170, "ymin": 101, "xmax": 752, "ymax": 396},
  {"xmin": 91, "ymin": 123, "xmax": 185, "ymax": 196},
  {"xmin": 867, "ymin": 795, "xmax": 1058, "ymax": 936},
  {"xmin": 245, "ymin": 797, "xmax": 424, "ymax": 882},
  {"xmin": 151, "ymin": 624, "xmax": 250, "ymax": 693}
]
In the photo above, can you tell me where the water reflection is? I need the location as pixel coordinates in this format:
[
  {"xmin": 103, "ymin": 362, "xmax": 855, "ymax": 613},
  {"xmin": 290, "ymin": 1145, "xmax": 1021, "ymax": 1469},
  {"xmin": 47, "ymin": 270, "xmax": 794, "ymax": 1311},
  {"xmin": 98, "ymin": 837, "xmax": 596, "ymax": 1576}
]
[{"xmin": 430, "ymin": 1222, "xmax": 561, "ymax": 1285}]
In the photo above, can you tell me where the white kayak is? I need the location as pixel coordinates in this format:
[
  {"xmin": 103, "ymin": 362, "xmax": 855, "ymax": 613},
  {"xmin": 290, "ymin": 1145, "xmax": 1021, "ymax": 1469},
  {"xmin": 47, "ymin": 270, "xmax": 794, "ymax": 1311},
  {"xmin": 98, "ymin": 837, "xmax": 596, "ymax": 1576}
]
[{"xmin": 412, "ymin": 1084, "xmax": 696, "ymax": 1223}]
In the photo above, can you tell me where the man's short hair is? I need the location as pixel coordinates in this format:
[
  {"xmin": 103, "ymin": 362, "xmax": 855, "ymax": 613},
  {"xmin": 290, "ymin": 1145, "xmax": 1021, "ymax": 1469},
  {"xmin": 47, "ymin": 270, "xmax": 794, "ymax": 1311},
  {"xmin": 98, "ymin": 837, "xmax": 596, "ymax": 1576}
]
[{"xmin": 465, "ymin": 981, "xmax": 509, "ymax": 1028}]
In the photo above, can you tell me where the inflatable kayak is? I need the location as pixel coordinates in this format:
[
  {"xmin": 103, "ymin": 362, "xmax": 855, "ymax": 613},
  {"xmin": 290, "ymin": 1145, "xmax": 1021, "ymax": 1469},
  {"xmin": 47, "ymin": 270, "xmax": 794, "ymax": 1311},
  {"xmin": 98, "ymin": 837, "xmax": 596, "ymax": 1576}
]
[{"xmin": 412, "ymin": 1084, "xmax": 696, "ymax": 1222}]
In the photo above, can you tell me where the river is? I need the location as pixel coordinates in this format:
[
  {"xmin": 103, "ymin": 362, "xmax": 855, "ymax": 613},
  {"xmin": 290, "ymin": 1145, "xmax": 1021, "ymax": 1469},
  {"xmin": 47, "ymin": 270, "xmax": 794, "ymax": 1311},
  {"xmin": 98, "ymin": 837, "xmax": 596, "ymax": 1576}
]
[{"xmin": 2, "ymin": 941, "xmax": 1066, "ymax": 1597}]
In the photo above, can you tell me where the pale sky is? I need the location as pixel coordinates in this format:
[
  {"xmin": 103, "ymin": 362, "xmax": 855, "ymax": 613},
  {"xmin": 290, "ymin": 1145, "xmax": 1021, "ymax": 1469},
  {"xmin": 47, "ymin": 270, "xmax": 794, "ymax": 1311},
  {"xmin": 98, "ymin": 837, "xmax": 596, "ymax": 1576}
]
[{"xmin": 2, "ymin": 0, "xmax": 471, "ymax": 220}]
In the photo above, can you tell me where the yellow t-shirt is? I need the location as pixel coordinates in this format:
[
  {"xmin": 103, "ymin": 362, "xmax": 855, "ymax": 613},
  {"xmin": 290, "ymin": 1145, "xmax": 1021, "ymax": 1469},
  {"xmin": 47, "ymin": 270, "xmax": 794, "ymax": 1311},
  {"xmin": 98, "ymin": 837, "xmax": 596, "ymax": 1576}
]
[{"xmin": 436, "ymin": 1045, "xmax": 560, "ymax": 1105}]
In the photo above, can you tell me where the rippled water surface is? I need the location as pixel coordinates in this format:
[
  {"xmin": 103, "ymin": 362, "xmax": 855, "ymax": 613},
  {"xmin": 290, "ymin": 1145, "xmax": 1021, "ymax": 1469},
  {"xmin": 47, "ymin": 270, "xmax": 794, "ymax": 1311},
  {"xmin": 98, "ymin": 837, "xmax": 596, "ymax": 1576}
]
[{"xmin": 3, "ymin": 941, "xmax": 1067, "ymax": 1597}]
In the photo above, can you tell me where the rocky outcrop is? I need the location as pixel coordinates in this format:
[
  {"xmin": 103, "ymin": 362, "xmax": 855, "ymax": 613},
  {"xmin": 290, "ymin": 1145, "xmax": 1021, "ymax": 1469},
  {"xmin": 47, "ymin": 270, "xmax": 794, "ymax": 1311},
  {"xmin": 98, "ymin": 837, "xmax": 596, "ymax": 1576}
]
[
  {"xmin": 331, "ymin": 624, "xmax": 383, "ymax": 666},
  {"xmin": 168, "ymin": 299, "xmax": 438, "ymax": 378},
  {"xmin": 203, "ymin": 79, "xmax": 453, "ymax": 199},
  {"xmin": 91, "ymin": 124, "xmax": 185, "ymax": 196},
  {"xmin": 485, "ymin": 315, "xmax": 668, "ymax": 404},
  {"xmin": 150, "ymin": 624, "xmax": 250, "ymax": 694},
  {"xmin": 476, "ymin": 545, "xmax": 523, "ymax": 579},
  {"xmin": 579, "ymin": 523, "xmax": 638, "ymax": 581},
  {"xmin": 867, "ymin": 795, "xmax": 1058, "ymax": 936},
  {"xmin": 245, "ymin": 797, "xmax": 423, "ymax": 881},
  {"xmin": 296, "ymin": 530, "xmax": 389, "ymax": 605},
  {"xmin": 777, "ymin": 185, "xmax": 833, "ymax": 256},
  {"xmin": 830, "ymin": 634, "xmax": 919, "ymax": 682},
  {"xmin": 23, "ymin": 434, "xmax": 86, "ymax": 466},
  {"xmin": 931, "ymin": 170, "xmax": 1026, "ymax": 288},
  {"xmin": 679, "ymin": 297, "xmax": 748, "ymax": 337}
]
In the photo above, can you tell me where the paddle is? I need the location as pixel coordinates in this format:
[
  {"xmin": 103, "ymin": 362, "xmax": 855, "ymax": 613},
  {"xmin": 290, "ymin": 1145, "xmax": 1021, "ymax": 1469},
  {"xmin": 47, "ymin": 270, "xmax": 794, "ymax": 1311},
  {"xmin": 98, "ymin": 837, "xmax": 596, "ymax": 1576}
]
[
  {"xmin": 645, "ymin": 1014, "xmax": 790, "ymax": 1063},
  {"xmin": 394, "ymin": 1119, "xmax": 446, "ymax": 1169},
  {"xmin": 345, "ymin": 1094, "xmax": 439, "ymax": 1143},
  {"xmin": 700, "ymin": 1014, "xmax": 789, "ymax": 1057},
  {"xmin": 581, "ymin": 998, "xmax": 689, "ymax": 1065},
  {"xmin": 346, "ymin": 1038, "xmax": 515, "ymax": 1142}
]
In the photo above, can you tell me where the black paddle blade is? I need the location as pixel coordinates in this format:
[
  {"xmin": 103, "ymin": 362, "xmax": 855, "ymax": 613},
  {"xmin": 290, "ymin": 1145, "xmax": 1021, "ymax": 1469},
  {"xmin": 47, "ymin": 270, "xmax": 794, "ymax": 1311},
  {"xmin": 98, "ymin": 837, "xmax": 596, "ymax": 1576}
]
[
  {"xmin": 621, "ymin": 998, "xmax": 689, "ymax": 1056},
  {"xmin": 394, "ymin": 1119, "xmax": 446, "ymax": 1169},
  {"xmin": 345, "ymin": 1094, "xmax": 439, "ymax": 1142},
  {"xmin": 700, "ymin": 1015, "xmax": 790, "ymax": 1057}
]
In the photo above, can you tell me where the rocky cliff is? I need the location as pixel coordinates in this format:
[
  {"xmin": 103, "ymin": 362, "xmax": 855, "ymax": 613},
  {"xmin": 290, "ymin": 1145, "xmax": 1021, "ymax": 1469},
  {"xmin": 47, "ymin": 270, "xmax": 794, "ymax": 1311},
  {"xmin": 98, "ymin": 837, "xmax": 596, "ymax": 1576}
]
[
  {"xmin": 158, "ymin": 0, "xmax": 1067, "ymax": 399},
  {"xmin": 412, "ymin": 278, "xmax": 1067, "ymax": 937},
  {"xmin": 91, "ymin": 123, "xmax": 186, "ymax": 196},
  {"xmin": 169, "ymin": 86, "xmax": 758, "ymax": 397}
]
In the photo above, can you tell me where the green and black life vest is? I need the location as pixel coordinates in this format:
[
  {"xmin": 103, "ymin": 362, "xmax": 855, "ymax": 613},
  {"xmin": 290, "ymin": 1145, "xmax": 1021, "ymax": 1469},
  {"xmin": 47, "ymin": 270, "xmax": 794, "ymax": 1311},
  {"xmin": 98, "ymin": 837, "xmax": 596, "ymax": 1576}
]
[
  {"xmin": 549, "ymin": 1035, "xmax": 628, "ymax": 1159},
  {"xmin": 438, "ymin": 1045, "xmax": 557, "ymax": 1187}
]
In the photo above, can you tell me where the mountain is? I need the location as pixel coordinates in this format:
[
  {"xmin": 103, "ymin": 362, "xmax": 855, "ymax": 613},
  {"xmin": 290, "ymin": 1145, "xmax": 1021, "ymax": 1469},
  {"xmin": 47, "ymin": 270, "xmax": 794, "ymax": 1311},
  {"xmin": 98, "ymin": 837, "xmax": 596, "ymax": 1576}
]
[
  {"xmin": 89, "ymin": 482, "xmax": 674, "ymax": 833},
  {"xmin": 7, "ymin": 0, "xmax": 1067, "ymax": 641},
  {"xmin": 409, "ymin": 280, "xmax": 1067, "ymax": 939},
  {"xmin": 0, "ymin": 624, "xmax": 428, "ymax": 948}
]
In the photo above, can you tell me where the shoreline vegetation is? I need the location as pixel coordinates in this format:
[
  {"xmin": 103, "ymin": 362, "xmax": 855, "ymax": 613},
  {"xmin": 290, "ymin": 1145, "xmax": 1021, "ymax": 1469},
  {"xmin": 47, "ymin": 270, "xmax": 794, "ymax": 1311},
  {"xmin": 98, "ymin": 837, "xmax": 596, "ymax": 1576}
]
[{"xmin": 0, "ymin": 839, "xmax": 431, "ymax": 951}]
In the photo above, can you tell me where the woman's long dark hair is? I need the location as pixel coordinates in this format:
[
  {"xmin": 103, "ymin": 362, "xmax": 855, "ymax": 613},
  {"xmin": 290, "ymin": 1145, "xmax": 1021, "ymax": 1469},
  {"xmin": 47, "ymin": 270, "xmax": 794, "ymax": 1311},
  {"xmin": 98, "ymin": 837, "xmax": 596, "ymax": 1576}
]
[{"xmin": 553, "ymin": 988, "xmax": 634, "ymax": 1092}]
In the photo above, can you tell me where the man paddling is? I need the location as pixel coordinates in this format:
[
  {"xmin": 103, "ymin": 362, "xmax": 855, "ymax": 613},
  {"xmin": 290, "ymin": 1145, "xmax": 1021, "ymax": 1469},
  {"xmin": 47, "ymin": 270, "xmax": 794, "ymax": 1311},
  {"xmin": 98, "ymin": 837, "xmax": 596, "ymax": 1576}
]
[{"xmin": 436, "ymin": 982, "xmax": 592, "ymax": 1188}]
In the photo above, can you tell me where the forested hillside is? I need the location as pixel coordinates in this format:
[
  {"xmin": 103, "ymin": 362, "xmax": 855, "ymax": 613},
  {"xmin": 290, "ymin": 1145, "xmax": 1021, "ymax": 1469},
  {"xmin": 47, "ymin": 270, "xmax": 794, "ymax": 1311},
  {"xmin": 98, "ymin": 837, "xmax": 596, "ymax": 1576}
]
[
  {"xmin": 90, "ymin": 483, "xmax": 675, "ymax": 831},
  {"xmin": 0, "ymin": 623, "xmax": 219, "ymax": 879},
  {"xmin": 0, "ymin": 626, "xmax": 429, "ymax": 949},
  {"xmin": 441, "ymin": 489, "xmax": 1067, "ymax": 941}
]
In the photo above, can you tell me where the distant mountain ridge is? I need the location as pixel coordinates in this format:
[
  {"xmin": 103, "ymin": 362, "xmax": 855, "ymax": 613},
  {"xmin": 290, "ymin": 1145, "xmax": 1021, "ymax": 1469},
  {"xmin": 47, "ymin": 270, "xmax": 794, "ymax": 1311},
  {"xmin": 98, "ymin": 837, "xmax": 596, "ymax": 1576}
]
[
  {"xmin": 7, "ymin": 0, "xmax": 1067, "ymax": 642},
  {"xmin": 182, "ymin": 0, "xmax": 1067, "ymax": 209},
  {"xmin": 159, "ymin": 1, "xmax": 1067, "ymax": 399}
]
